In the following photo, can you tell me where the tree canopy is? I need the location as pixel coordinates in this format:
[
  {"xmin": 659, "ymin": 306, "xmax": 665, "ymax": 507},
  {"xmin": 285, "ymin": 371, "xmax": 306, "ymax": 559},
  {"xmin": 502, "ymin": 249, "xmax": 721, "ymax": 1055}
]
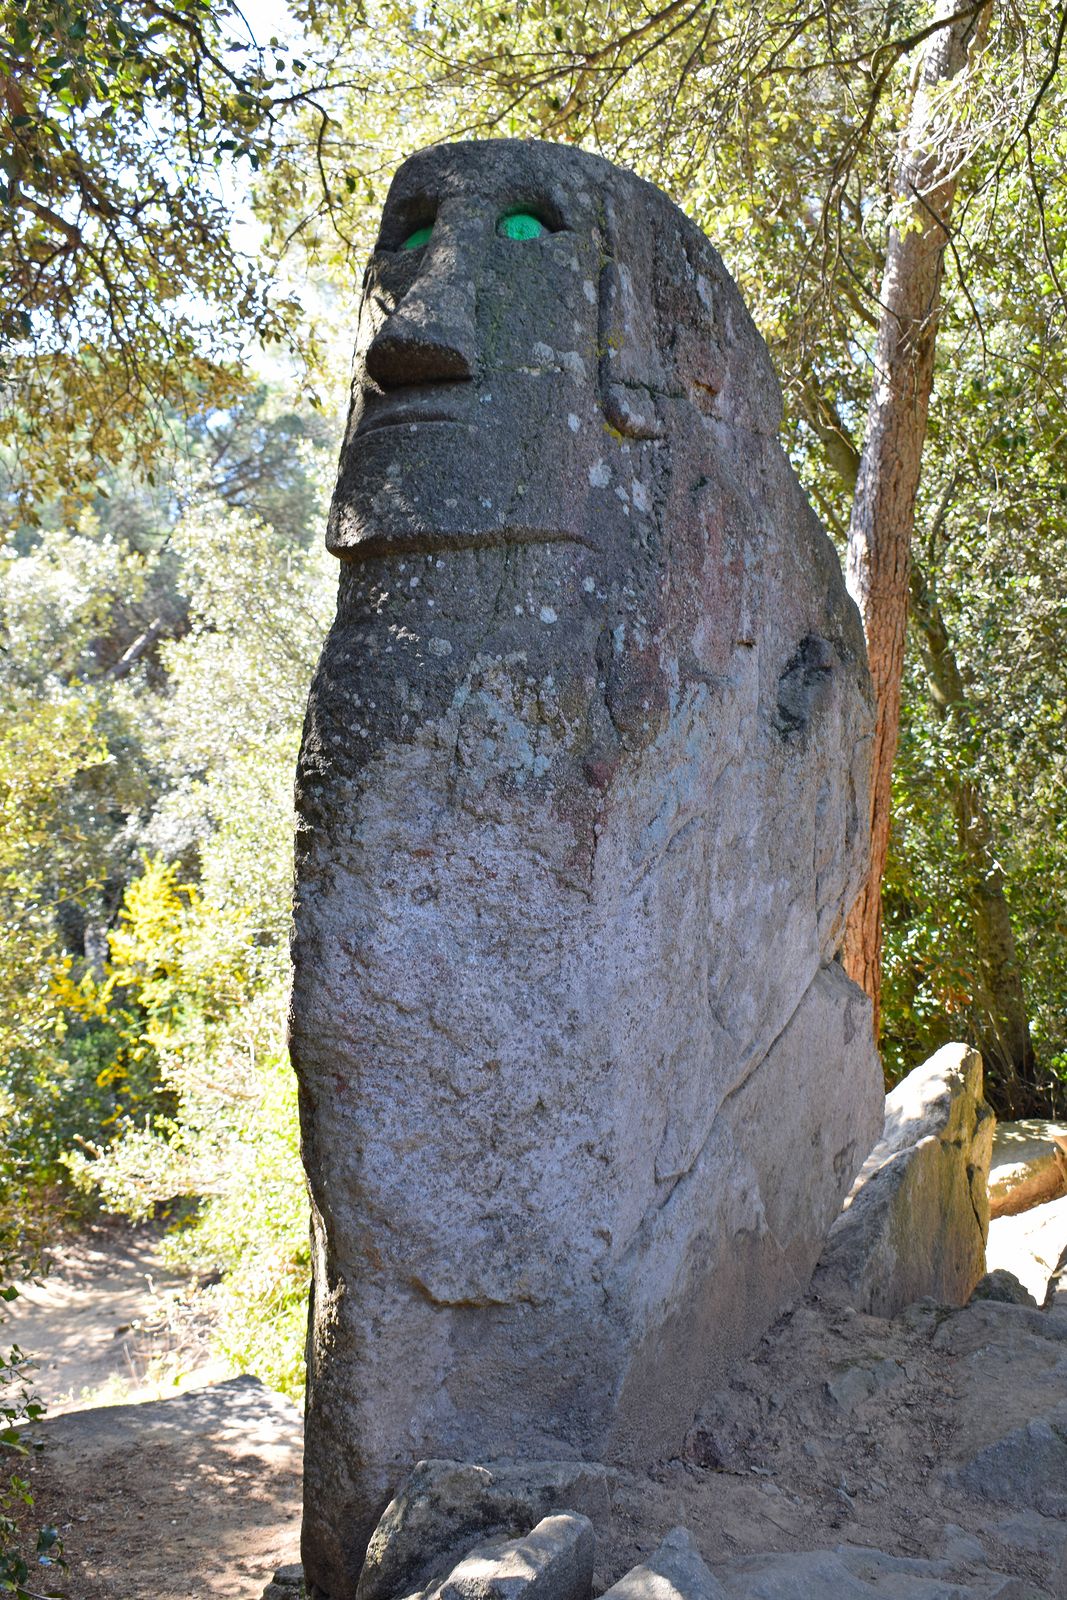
[{"xmin": 0, "ymin": 0, "xmax": 322, "ymax": 509}]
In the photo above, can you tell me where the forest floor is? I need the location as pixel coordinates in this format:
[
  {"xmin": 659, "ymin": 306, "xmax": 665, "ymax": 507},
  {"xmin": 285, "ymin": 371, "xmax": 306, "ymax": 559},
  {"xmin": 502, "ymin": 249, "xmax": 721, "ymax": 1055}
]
[{"xmin": 3, "ymin": 1220, "xmax": 302, "ymax": 1600}]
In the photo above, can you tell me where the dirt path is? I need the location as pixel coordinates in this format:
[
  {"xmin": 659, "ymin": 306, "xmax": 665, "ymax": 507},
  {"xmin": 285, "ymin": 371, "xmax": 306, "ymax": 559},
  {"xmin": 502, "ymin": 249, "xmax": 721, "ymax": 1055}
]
[
  {"xmin": 4, "ymin": 1222, "xmax": 302, "ymax": 1600},
  {"xmin": 22, "ymin": 1378, "xmax": 302, "ymax": 1600},
  {"xmin": 6, "ymin": 1220, "xmax": 228, "ymax": 1413}
]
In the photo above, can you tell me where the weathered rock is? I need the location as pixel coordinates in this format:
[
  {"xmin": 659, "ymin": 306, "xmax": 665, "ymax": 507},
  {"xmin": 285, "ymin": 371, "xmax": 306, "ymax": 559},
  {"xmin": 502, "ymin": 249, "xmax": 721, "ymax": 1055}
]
[
  {"xmin": 713, "ymin": 1546, "xmax": 1039, "ymax": 1599},
  {"xmin": 824, "ymin": 1357, "xmax": 905, "ymax": 1413},
  {"xmin": 415, "ymin": 1516, "xmax": 598, "ymax": 1600},
  {"xmin": 986, "ymin": 1195, "xmax": 1067, "ymax": 1306},
  {"xmin": 428, "ymin": 1514, "xmax": 594, "ymax": 1600},
  {"xmin": 356, "ymin": 1460, "xmax": 609, "ymax": 1600},
  {"xmin": 813, "ymin": 1044, "xmax": 993, "ymax": 1317},
  {"xmin": 291, "ymin": 137, "xmax": 882, "ymax": 1598},
  {"xmin": 932, "ymin": 1297, "xmax": 1067, "ymax": 1356},
  {"xmin": 601, "ymin": 1528, "xmax": 726, "ymax": 1600},
  {"xmin": 264, "ymin": 1565, "xmax": 306, "ymax": 1599},
  {"xmin": 989, "ymin": 1122, "xmax": 1067, "ymax": 1218},
  {"xmin": 970, "ymin": 1269, "xmax": 1038, "ymax": 1307},
  {"xmin": 953, "ymin": 1404, "xmax": 1067, "ymax": 1518}
]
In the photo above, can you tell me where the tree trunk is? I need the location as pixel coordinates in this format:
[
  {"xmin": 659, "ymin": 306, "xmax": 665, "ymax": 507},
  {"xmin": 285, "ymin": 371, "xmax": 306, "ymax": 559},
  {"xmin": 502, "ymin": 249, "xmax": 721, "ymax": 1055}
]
[
  {"xmin": 909, "ymin": 559, "xmax": 1041, "ymax": 1115},
  {"xmin": 843, "ymin": 0, "xmax": 991, "ymax": 1034}
]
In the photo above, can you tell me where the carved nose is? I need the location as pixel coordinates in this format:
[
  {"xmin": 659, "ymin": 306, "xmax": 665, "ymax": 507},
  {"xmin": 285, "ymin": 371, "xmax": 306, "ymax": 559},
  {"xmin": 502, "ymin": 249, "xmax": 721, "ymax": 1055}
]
[{"xmin": 366, "ymin": 302, "xmax": 476, "ymax": 388}]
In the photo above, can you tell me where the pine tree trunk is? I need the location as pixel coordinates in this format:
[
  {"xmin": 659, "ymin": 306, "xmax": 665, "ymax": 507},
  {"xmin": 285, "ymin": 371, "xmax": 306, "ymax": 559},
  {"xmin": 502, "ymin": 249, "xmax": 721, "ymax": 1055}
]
[
  {"xmin": 909, "ymin": 559, "xmax": 1041, "ymax": 1116},
  {"xmin": 843, "ymin": 0, "xmax": 991, "ymax": 1034}
]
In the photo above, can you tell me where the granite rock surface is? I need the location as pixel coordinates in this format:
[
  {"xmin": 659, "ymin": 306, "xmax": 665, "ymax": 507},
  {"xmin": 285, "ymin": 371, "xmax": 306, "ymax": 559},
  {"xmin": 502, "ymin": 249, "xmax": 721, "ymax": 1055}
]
[
  {"xmin": 814, "ymin": 1044, "xmax": 993, "ymax": 1316},
  {"xmin": 290, "ymin": 137, "xmax": 882, "ymax": 1599}
]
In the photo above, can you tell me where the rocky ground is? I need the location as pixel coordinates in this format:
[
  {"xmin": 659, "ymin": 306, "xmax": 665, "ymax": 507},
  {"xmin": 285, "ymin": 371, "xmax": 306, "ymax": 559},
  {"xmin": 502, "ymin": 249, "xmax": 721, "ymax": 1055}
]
[
  {"xmin": 603, "ymin": 1277, "xmax": 1067, "ymax": 1597},
  {"xmin": 301, "ymin": 1266, "xmax": 1067, "ymax": 1600}
]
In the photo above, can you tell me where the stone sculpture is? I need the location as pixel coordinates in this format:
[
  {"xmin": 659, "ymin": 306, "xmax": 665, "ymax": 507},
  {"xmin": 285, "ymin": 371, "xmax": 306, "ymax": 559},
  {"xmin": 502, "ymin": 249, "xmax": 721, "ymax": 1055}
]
[{"xmin": 290, "ymin": 138, "xmax": 884, "ymax": 1600}]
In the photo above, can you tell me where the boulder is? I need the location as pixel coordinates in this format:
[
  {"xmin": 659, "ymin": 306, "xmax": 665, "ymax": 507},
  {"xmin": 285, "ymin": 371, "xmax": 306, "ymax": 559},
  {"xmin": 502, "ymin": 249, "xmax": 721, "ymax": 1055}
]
[
  {"xmin": 988, "ymin": 1122, "xmax": 1067, "ymax": 1218},
  {"xmin": 601, "ymin": 1528, "xmax": 726, "ymax": 1600},
  {"xmin": 356, "ymin": 1461, "xmax": 609, "ymax": 1600},
  {"xmin": 970, "ymin": 1269, "xmax": 1038, "ymax": 1308},
  {"xmin": 428, "ymin": 1515, "xmax": 594, "ymax": 1600},
  {"xmin": 986, "ymin": 1194, "xmax": 1067, "ymax": 1306},
  {"xmin": 813, "ymin": 1044, "xmax": 993, "ymax": 1316},
  {"xmin": 291, "ymin": 137, "xmax": 883, "ymax": 1598}
]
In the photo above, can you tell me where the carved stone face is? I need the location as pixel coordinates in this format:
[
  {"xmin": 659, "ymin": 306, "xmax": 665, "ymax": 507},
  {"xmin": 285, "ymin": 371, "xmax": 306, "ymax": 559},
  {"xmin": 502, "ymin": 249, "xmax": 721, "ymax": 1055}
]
[
  {"xmin": 327, "ymin": 139, "xmax": 780, "ymax": 564},
  {"xmin": 327, "ymin": 142, "xmax": 611, "ymax": 559}
]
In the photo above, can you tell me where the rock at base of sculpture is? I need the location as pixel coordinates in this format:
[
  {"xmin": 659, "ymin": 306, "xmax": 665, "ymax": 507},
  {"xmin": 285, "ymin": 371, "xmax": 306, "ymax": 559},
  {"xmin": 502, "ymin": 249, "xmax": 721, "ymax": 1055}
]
[
  {"xmin": 426, "ymin": 1514, "xmax": 594, "ymax": 1600},
  {"xmin": 357, "ymin": 1460, "xmax": 611, "ymax": 1600},
  {"xmin": 813, "ymin": 1043, "xmax": 994, "ymax": 1317},
  {"xmin": 263, "ymin": 1566, "xmax": 305, "ymax": 1600},
  {"xmin": 970, "ymin": 1268, "xmax": 1038, "ymax": 1308},
  {"xmin": 601, "ymin": 1528, "xmax": 726, "ymax": 1600},
  {"xmin": 291, "ymin": 136, "xmax": 884, "ymax": 1599}
]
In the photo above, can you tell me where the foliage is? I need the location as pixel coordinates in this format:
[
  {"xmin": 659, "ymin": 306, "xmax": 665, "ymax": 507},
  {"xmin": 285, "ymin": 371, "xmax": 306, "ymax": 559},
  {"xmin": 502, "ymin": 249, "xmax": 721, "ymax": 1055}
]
[
  {"xmin": 0, "ymin": 1154, "xmax": 62, "ymax": 1600},
  {"xmin": 0, "ymin": 0, "xmax": 322, "ymax": 509},
  {"xmin": 881, "ymin": 285, "xmax": 1067, "ymax": 1103},
  {"xmin": 1, "ymin": 382, "xmax": 333, "ymax": 1394},
  {"xmin": 0, "ymin": 1322, "xmax": 62, "ymax": 1600},
  {"xmin": 56, "ymin": 490, "xmax": 334, "ymax": 1397}
]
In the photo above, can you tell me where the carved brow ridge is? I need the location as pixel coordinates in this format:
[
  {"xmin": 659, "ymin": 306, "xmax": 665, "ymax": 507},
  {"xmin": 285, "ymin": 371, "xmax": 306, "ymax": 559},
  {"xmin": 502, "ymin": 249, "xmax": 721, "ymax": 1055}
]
[{"xmin": 380, "ymin": 194, "xmax": 569, "ymax": 243}]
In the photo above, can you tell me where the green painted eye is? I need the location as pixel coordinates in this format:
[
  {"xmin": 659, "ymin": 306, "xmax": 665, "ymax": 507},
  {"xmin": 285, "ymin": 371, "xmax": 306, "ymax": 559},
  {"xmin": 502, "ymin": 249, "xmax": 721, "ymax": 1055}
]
[
  {"xmin": 497, "ymin": 212, "xmax": 547, "ymax": 241},
  {"xmin": 400, "ymin": 225, "xmax": 433, "ymax": 251}
]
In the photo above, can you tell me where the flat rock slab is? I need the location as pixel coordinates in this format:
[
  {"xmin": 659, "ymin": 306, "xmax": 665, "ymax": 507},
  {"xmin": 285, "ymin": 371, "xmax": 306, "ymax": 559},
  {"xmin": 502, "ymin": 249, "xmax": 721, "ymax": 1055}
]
[
  {"xmin": 712, "ymin": 1547, "xmax": 1038, "ymax": 1599},
  {"xmin": 989, "ymin": 1122, "xmax": 1067, "ymax": 1218},
  {"xmin": 986, "ymin": 1195, "xmax": 1067, "ymax": 1305},
  {"xmin": 953, "ymin": 1403, "xmax": 1067, "ymax": 1520},
  {"xmin": 988, "ymin": 1509, "xmax": 1067, "ymax": 1577},
  {"xmin": 24, "ymin": 1376, "xmax": 302, "ymax": 1600}
]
